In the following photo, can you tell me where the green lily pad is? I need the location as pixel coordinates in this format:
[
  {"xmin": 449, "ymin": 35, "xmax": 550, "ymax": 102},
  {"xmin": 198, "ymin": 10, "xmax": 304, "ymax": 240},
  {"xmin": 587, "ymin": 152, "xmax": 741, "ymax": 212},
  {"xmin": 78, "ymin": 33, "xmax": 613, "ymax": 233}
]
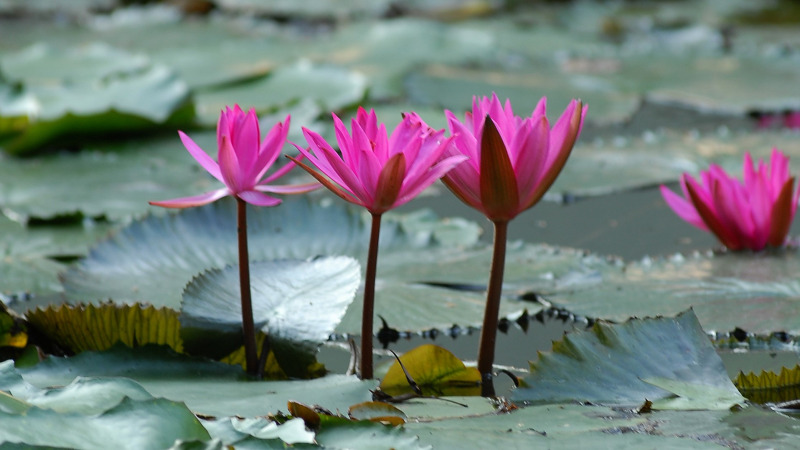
[
  {"xmin": 61, "ymin": 194, "xmax": 621, "ymax": 333},
  {"xmin": 0, "ymin": 43, "xmax": 193, "ymax": 155},
  {"xmin": 0, "ymin": 360, "xmax": 210, "ymax": 448},
  {"xmin": 0, "ymin": 215, "xmax": 67, "ymax": 298},
  {"xmin": 307, "ymin": 18, "xmax": 495, "ymax": 99},
  {"xmin": 512, "ymin": 309, "xmax": 745, "ymax": 409},
  {"xmin": 194, "ymin": 60, "xmax": 367, "ymax": 126},
  {"xmin": 180, "ymin": 257, "xmax": 360, "ymax": 375},
  {"xmin": 0, "ymin": 132, "xmax": 219, "ymax": 222},
  {"xmin": 15, "ymin": 346, "xmax": 376, "ymax": 417},
  {"xmin": 550, "ymin": 248, "xmax": 800, "ymax": 334}
]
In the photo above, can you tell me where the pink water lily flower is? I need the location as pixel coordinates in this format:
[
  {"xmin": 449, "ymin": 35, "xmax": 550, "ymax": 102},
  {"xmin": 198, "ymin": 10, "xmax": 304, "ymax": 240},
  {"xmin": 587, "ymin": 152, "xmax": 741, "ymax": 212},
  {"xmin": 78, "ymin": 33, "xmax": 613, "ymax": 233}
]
[
  {"xmin": 290, "ymin": 107, "xmax": 467, "ymax": 214},
  {"xmin": 150, "ymin": 105, "xmax": 318, "ymax": 209},
  {"xmin": 442, "ymin": 93, "xmax": 587, "ymax": 222},
  {"xmin": 150, "ymin": 104, "xmax": 318, "ymax": 377},
  {"xmin": 289, "ymin": 107, "xmax": 467, "ymax": 380},
  {"xmin": 660, "ymin": 149, "xmax": 799, "ymax": 251}
]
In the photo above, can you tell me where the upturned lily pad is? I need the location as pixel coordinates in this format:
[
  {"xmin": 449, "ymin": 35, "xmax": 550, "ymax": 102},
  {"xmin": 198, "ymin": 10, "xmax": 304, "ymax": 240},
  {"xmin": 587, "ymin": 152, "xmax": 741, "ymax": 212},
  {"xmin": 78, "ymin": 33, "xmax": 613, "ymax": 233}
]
[
  {"xmin": 180, "ymin": 257, "xmax": 360, "ymax": 376},
  {"xmin": 549, "ymin": 248, "xmax": 800, "ymax": 334},
  {"xmin": 26, "ymin": 303, "xmax": 183, "ymax": 353},
  {"xmin": 512, "ymin": 309, "xmax": 745, "ymax": 409},
  {"xmin": 0, "ymin": 43, "xmax": 193, "ymax": 155},
  {"xmin": 735, "ymin": 364, "xmax": 800, "ymax": 404}
]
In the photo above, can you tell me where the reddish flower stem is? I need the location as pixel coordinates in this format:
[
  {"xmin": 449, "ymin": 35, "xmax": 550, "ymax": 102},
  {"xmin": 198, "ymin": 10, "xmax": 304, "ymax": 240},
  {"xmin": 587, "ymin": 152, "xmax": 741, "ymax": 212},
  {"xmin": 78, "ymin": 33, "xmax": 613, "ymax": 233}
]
[
  {"xmin": 477, "ymin": 219, "xmax": 508, "ymax": 397},
  {"xmin": 361, "ymin": 212, "xmax": 382, "ymax": 379},
  {"xmin": 236, "ymin": 197, "xmax": 259, "ymax": 376}
]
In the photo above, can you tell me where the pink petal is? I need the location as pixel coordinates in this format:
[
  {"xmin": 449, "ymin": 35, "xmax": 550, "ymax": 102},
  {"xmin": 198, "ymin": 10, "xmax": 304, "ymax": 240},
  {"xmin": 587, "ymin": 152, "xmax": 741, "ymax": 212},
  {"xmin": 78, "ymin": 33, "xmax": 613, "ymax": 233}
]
[
  {"xmin": 218, "ymin": 135, "xmax": 245, "ymax": 193},
  {"xmin": 178, "ymin": 131, "xmax": 223, "ymax": 183},
  {"xmin": 231, "ymin": 107, "xmax": 261, "ymax": 172},
  {"xmin": 660, "ymin": 183, "xmax": 708, "ymax": 230},
  {"xmin": 396, "ymin": 154, "xmax": 468, "ymax": 208},
  {"xmin": 237, "ymin": 190, "xmax": 282, "ymax": 207},
  {"xmin": 149, "ymin": 188, "xmax": 230, "ymax": 209},
  {"xmin": 253, "ymin": 116, "xmax": 290, "ymax": 182},
  {"xmin": 515, "ymin": 117, "xmax": 550, "ymax": 210},
  {"xmin": 255, "ymin": 182, "xmax": 321, "ymax": 194}
]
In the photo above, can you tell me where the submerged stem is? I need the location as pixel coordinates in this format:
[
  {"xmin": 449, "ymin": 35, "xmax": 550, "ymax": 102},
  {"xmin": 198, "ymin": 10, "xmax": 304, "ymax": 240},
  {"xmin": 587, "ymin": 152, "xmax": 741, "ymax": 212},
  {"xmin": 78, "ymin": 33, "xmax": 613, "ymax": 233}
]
[
  {"xmin": 361, "ymin": 213, "xmax": 382, "ymax": 379},
  {"xmin": 477, "ymin": 219, "xmax": 508, "ymax": 397},
  {"xmin": 237, "ymin": 197, "xmax": 258, "ymax": 376}
]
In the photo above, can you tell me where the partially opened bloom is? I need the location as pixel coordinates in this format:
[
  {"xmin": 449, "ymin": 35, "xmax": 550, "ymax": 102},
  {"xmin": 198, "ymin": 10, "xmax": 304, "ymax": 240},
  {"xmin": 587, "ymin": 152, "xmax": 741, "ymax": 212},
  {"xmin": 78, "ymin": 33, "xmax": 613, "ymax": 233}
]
[
  {"xmin": 149, "ymin": 105, "xmax": 318, "ymax": 377},
  {"xmin": 441, "ymin": 93, "xmax": 586, "ymax": 396},
  {"xmin": 660, "ymin": 149, "xmax": 799, "ymax": 251},
  {"xmin": 150, "ymin": 105, "xmax": 318, "ymax": 209},
  {"xmin": 291, "ymin": 107, "xmax": 466, "ymax": 214},
  {"xmin": 290, "ymin": 107, "xmax": 466, "ymax": 379},
  {"xmin": 442, "ymin": 94, "xmax": 586, "ymax": 222}
]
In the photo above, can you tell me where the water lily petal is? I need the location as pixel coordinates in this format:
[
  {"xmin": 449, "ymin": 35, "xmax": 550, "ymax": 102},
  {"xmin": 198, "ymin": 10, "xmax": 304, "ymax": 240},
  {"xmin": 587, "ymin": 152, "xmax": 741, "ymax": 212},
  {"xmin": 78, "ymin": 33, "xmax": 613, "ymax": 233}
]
[
  {"xmin": 178, "ymin": 131, "xmax": 223, "ymax": 183},
  {"xmin": 237, "ymin": 190, "xmax": 282, "ymax": 207},
  {"xmin": 149, "ymin": 188, "xmax": 230, "ymax": 208},
  {"xmin": 479, "ymin": 116, "xmax": 519, "ymax": 221}
]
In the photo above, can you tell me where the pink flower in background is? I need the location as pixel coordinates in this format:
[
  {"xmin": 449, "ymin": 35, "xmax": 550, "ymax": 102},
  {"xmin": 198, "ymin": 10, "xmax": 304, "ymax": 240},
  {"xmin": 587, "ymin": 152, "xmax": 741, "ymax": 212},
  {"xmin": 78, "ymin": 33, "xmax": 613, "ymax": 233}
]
[
  {"xmin": 785, "ymin": 111, "xmax": 800, "ymax": 129},
  {"xmin": 441, "ymin": 93, "xmax": 587, "ymax": 222},
  {"xmin": 150, "ymin": 105, "xmax": 318, "ymax": 209},
  {"xmin": 290, "ymin": 107, "xmax": 467, "ymax": 214},
  {"xmin": 660, "ymin": 149, "xmax": 799, "ymax": 251}
]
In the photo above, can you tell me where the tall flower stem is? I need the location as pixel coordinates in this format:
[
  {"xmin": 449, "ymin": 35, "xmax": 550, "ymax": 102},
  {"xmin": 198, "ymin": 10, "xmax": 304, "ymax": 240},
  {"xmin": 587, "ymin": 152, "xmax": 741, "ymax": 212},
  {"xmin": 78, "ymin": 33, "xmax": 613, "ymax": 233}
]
[
  {"xmin": 477, "ymin": 219, "xmax": 508, "ymax": 397},
  {"xmin": 237, "ymin": 197, "xmax": 258, "ymax": 376},
  {"xmin": 361, "ymin": 212, "xmax": 382, "ymax": 379}
]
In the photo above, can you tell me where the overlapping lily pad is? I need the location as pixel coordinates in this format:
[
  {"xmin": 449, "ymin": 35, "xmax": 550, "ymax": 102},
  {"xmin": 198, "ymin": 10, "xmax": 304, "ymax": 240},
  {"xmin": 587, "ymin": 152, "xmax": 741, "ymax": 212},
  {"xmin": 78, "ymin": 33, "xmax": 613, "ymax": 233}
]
[
  {"xmin": 61, "ymin": 195, "xmax": 620, "ymax": 333},
  {"xmin": 194, "ymin": 60, "xmax": 367, "ymax": 125},
  {"xmin": 549, "ymin": 248, "xmax": 800, "ymax": 334},
  {"xmin": 0, "ymin": 132, "xmax": 218, "ymax": 222}
]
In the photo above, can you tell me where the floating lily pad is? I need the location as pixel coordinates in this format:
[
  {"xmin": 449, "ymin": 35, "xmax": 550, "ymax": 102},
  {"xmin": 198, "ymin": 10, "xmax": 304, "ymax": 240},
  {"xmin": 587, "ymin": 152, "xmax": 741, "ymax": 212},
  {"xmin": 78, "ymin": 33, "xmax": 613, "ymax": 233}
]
[
  {"xmin": 61, "ymin": 195, "xmax": 619, "ymax": 333},
  {"xmin": 194, "ymin": 60, "xmax": 367, "ymax": 126},
  {"xmin": 550, "ymin": 248, "xmax": 800, "ymax": 334},
  {"xmin": 0, "ymin": 132, "xmax": 219, "ymax": 222},
  {"xmin": 0, "ymin": 216, "xmax": 68, "ymax": 298},
  {"xmin": 308, "ymin": 18, "xmax": 495, "ymax": 99},
  {"xmin": 0, "ymin": 43, "xmax": 193, "ymax": 155},
  {"xmin": 0, "ymin": 360, "xmax": 210, "ymax": 448},
  {"xmin": 15, "ymin": 346, "xmax": 376, "ymax": 417},
  {"xmin": 512, "ymin": 309, "xmax": 745, "ymax": 409}
]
